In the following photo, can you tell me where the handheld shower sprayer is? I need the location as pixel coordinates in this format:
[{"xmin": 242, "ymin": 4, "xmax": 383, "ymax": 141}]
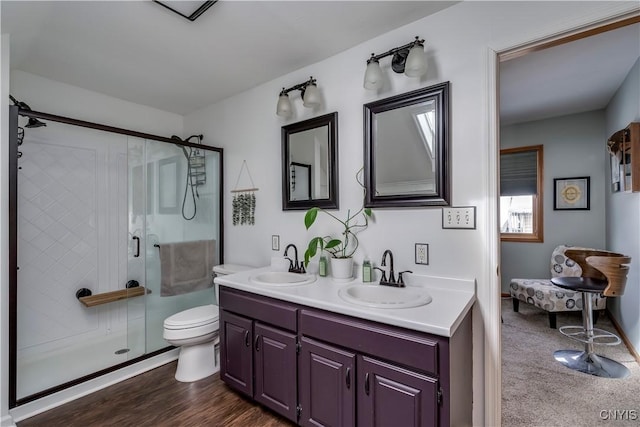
[{"xmin": 171, "ymin": 134, "xmax": 206, "ymax": 220}]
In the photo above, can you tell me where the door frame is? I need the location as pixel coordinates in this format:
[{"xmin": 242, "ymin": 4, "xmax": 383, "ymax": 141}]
[{"xmin": 485, "ymin": 8, "xmax": 640, "ymax": 427}]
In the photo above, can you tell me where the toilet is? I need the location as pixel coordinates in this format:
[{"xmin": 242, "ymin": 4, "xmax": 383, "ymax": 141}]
[{"xmin": 163, "ymin": 263, "xmax": 252, "ymax": 382}]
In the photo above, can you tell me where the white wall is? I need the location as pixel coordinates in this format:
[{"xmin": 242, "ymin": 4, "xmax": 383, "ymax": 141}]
[
  {"xmin": 10, "ymin": 71, "xmax": 183, "ymax": 136},
  {"xmin": 501, "ymin": 110, "xmax": 608, "ymax": 291},
  {"xmin": 183, "ymin": 3, "xmax": 639, "ymax": 424},
  {"xmin": 605, "ymin": 57, "xmax": 640, "ymax": 354}
]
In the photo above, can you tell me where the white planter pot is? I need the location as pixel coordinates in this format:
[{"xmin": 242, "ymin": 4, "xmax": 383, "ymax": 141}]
[{"xmin": 330, "ymin": 257, "xmax": 354, "ymax": 280}]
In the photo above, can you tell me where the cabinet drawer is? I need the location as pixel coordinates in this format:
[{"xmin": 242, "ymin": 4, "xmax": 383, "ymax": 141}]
[
  {"xmin": 220, "ymin": 286, "xmax": 297, "ymax": 332},
  {"xmin": 300, "ymin": 308, "xmax": 440, "ymax": 375}
]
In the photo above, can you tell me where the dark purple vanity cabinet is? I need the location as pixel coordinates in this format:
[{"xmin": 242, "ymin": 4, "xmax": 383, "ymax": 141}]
[
  {"xmin": 298, "ymin": 337, "xmax": 356, "ymax": 426},
  {"xmin": 253, "ymin": 322, "xmax": 297, "ymax": 420},
  {"xmin": 219, "ymin": 286, "xmax": 473, "ymax": 427},
  {"xmin": 219, "ymin": 287, "xmax": 299, "ymax": 422},
  {"xmin": 357, "ymin": 355, "xmax": 438, "ymax": 427},
  {"xmin": 220, "ymin": 311, "xmax": 253, "ymax": 396}
]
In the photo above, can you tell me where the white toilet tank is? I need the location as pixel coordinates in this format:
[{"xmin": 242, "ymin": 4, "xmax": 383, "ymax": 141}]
[{"xmin": 213, "ymin": 264, "xmax": 252, "ymax": 303}]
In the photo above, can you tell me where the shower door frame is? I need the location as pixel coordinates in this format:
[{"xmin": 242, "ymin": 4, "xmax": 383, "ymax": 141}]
[{"xmin": 8, "ymin": 105, "xmax": 225, "ymax": 408}]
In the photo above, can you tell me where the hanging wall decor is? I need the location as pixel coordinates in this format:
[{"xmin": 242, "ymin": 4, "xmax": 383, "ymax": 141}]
[{"xmin": 232, "ymin": 160, "xmax": 258, "ymax": 225}]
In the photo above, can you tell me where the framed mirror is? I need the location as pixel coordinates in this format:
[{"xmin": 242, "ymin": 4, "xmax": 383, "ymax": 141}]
[
  {"xmin": 364, "ymin": 82, "xmax": 450, "ymax": 207},
  {"xmin": 282, "ymin": 112, "xmax": 339, "ymax": 210}
]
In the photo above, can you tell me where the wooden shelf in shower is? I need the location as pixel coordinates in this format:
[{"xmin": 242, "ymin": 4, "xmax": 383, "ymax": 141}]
[{"xmin": 79, "ymin": 287, "xmax": 150, "ymax": 307}]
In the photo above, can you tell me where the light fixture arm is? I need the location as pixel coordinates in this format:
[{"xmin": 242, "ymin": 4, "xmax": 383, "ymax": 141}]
[
  {"xmin": 367, "ymin": 36, "xmax": 424, "ymax": 64},
  {"xmin": 279, "ymin": 76, "xmax": 317, "ymax": 96}
]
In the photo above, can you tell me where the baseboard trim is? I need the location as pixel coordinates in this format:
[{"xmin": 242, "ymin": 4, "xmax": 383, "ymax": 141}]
[
  {"xmin": 606, "ymin": 309, "xmax": 640, "ymax": 364},
  {"xmin": 1, "ymin": 414, "xmax": 16, "ymax": 427}
]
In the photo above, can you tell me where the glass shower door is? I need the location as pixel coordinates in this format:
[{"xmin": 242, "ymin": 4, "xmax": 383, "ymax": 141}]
[
  {"xmin": 141, "ymin": 139, "xmax": 222, "ymax": 353},
  {"xmin": 15, "ymin": 121, "xmax": 133, "ymax": 399},
  {"xmin": 125, "ymin": 137, "xmax": 148, "ymax": 360}
]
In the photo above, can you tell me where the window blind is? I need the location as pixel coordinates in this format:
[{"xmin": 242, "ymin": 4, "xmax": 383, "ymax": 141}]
[{"xmin": 500, "ymin": 150, "xmax": 538, "ymax": 196}]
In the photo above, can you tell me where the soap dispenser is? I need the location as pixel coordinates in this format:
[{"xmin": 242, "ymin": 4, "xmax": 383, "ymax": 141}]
[
  {"xmin": 362, "ymin": 259, "xmax": 372, "ymax": 282},
  {"xmin": 318, "ymin": 255, "xmax": 328, "ymax": 277}
]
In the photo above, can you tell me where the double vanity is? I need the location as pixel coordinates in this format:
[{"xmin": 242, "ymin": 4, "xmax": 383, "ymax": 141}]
[{"xmin": 215, "ymin": 268, "xmax": 475, "ymax": 427}]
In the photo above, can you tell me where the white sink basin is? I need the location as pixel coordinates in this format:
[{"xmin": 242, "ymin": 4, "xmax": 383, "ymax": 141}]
[
  {"xmin": 338, "ymin": 284, "xmax": 432, "ymax": 309},
  {"xmin": 249, "ymin": 271, "xmax": 317, "ymax": 287}
]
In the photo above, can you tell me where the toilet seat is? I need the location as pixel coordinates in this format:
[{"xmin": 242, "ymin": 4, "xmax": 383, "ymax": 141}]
[{"xmin": 164, "ymin": 304, "xmax": 219, "ymax": 330}]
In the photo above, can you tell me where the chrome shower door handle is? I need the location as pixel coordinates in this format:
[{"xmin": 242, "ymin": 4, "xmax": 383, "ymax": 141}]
[{"xmin": 132, "ymin": 236, "xmax": 140, "ymax": 258}]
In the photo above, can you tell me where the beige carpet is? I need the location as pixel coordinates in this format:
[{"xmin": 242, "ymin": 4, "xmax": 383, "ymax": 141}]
[{"xmin": 501, "ymin": 298, "xmax": 640, "ymax": 426}]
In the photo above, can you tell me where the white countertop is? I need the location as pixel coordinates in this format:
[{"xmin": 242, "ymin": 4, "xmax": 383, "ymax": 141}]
[{"xmin": 215, "ymin": 267, "xmax": 476, "ymax": 337}]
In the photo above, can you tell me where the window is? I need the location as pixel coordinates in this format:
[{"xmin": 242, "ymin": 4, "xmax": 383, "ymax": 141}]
[{"xmin": 500, "ymin": 145, "xmax": 543, "ymax": 242}]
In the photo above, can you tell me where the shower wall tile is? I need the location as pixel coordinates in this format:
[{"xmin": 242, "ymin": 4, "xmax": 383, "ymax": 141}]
[{"xmin": 17, "ymin": 138, "xmax": 121, "ymax": 351}]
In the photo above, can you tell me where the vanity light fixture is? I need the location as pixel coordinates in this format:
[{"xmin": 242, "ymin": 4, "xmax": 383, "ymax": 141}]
[
  {"xmin": 276, "ymin": 76, "xmax": 321, "ymax": 118},
  {"xmin": 364, "ymin": 36, "xmax": 428, "ymax": 90}
]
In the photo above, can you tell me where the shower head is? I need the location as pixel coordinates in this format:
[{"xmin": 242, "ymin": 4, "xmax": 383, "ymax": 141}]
[{"xmin": 25, "ymin": 117, "xmax": 47, "ymax": 128}]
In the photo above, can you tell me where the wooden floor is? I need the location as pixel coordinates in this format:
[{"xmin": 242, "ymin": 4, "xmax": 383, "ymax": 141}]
[{"xmin": 18, "ymin": 362, "xmax": 294, "ymax": 427}]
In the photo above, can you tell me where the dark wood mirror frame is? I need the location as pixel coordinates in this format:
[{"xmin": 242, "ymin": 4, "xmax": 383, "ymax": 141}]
[
  {"xmin": 282, "ymin": 112, "xmax": 339, "ymax": 210},
  {"xmin": 364, "ymin": 82, "xmax": 450, "ymax": 208}
]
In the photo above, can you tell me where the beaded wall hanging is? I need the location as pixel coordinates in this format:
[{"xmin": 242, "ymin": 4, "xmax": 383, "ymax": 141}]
[{"xmin": 231, "ymin": 160, "xmax": 258, "ymax": 226}]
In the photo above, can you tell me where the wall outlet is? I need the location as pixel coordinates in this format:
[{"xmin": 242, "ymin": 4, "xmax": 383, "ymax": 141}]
[
  {"xmin": 415, "ymin": 243, "xmax": 429, "ymax": 265},
  {"xmin": 271, "ymin": 235, "xmax": 280, "ymax": 251},
  {"xmin": 442, "ymin": 206, "xmax": 476, "ymax": 229}
]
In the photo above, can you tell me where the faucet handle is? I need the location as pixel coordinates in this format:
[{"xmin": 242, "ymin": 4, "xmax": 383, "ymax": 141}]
[
  {"xmin": 398, "ymin": 270, "xmax": 413, "ymax": 285},
  {"xmin": 285, "ymin": 257, "xmax": 294, "ymax": 272},
  {"xmin": 373, "ymin": 267, "xmax": 387, "ymax": 282}
]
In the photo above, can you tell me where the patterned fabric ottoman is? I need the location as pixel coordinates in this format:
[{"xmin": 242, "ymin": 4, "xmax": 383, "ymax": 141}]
[{"xmin": 509, "ymin": 245, "xmax": 607, "ymax": 328}]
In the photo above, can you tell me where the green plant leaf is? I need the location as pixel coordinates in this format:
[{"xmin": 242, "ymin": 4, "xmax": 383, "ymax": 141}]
[
  {"xmin": 304, "ymin": 249, "xmax": 312, "ymax": 267},
  {"xmin": 364, "ymin": 208, "xmax": 372, "ymax": 217},
  {"xmin": 304, "ymin": 208, "xmax": 319, "ymax": 229},
  {"xmin": 325, "ymin": 239, "xmax": 342, "ymax": 249}
]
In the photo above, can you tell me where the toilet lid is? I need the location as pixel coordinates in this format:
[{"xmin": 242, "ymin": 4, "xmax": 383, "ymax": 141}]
[{"xmin": 164, "ymin": 304, "xmax": 219, "ymax": 329}]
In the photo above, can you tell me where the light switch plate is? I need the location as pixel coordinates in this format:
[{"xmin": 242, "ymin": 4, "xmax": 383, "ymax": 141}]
[
  {"xmin": 442, "ymin": 206, "xmax": 476, "ymax": 229},
  {"xmin": 271, "ymin": 235, "xmax": 280, "ymax": 251},
  {"xmin": 415, "ymin": 243, "xmax": 429, "ymax": 265}
]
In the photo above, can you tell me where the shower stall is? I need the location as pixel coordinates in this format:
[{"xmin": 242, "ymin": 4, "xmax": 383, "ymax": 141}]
[{"xmin": 8, "ymin": 105, "xmax": 223, "ymax": 406}]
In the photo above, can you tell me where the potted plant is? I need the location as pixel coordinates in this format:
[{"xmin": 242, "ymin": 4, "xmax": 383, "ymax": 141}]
[{"xmin": 303, "ymin": 170, "xmax": 372, "ymax": 279}]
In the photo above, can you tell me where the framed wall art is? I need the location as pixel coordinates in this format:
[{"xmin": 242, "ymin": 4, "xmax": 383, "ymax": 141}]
[{"xmin": 554, "ymin": 177, "xmax": 590, "ymax": 210}]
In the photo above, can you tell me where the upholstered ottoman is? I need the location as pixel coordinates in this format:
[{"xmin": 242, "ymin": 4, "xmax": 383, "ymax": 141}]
[{"xmin": 509, "ymin": 245, "xmax": 607, "ymax": 328}]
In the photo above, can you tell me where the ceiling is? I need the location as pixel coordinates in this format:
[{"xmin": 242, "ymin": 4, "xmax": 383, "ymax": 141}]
[
  {"xmin": 500, "ymin": 22, "xmax": 640, "ymax": 126},
  {"xmin": 1, "ymin": 1, "xmax": 458, "ymax": 115},
  {"xmin": 3, "ymin": 2, "xmax": 637, "ymax": 122}
]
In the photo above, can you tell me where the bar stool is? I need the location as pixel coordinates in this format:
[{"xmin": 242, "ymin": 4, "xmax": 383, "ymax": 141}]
[{"xmin": 550, "ymin": 249, "xmax": 631, "ymax": 378}]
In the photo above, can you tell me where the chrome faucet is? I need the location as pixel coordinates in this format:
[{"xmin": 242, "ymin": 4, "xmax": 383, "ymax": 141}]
[{"xmin": 284, "ymin": 244, "xmax": 305, "ymax": 274}]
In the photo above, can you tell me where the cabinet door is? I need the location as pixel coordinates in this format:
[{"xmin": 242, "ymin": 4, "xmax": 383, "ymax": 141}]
[
  {"xmin": 220, "ymin": 310, "xmax": 253, "ymax": 396},
  {"xmin": 358, "ymin": 355, "xmax": 438, "ymax": 427},
  {"xmin": 299, "ymin": 337, "xmax": 356, "ymax": 427},
  {"xmin": 254, "ymin": 322, "xmax": 297, "ymax": 421}
]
